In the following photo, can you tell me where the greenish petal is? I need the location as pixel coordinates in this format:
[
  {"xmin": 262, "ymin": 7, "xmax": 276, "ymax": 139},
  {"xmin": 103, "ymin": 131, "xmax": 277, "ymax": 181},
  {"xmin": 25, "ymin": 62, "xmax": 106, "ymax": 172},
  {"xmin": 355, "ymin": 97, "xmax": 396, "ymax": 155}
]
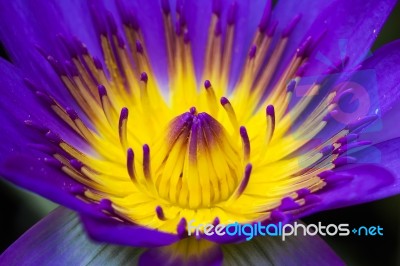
[{"xmin": 0, "ymin": 207, "xmax": 142, "ymax": 266}]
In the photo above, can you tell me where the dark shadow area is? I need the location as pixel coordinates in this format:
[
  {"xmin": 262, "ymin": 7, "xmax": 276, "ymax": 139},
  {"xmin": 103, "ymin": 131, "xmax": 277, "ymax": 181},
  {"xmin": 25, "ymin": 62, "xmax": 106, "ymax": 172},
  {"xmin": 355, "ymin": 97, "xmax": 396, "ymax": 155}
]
[
  {"xmin": 0, "ymin": 181, "xmax": 44, "ymax": 253},
  {"xmin": 303, "ymin": 195, "xmax": 400, "ymax": 266},
  {"xmin": 0, "ymin": 42, "xmax": 10, "ymax": 61},
  {"xmin": 372, "ymin": 2, "xmax": 400, "ymax": 50}
]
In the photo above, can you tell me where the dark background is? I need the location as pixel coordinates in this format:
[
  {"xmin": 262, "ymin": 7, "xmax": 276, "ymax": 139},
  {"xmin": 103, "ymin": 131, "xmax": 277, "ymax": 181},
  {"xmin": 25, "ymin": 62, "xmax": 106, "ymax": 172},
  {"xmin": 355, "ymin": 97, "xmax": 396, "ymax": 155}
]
[{"xmin": 1, "ymin": 2, "xmax": 400, "ymax": 265}]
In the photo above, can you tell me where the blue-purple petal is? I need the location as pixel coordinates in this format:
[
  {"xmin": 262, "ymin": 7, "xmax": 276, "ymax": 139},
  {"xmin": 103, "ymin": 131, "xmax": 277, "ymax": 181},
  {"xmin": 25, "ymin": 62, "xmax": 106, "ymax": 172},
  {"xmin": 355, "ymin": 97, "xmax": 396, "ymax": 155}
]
[
  {"xmin": 1, "ymin": 153, "xmax": 102, "ymax": 218},
  {"xmin": 358, "ymin": 40, "xmax": 400, "ymax": 143},
  {"xmin": 176, "ymin": 0, "xmax": 267, "ymax": 86},
  {"xmin": 290, "ymin": 39, "xmax": 400, "ymax": 156},
  {"xmin": 307, "ymin": 0, "xmax": 396, "ymax": 73},
  {"xmin": 272, "ymin": 0, "xmax": 335, "ymax": 72},
  {"xmin": 2, "ymin": 152, "xmax": 181, "ymax": 247},
  {"xmin": 79, "ymin": 213, "xmax": 180, "ymax": 247},
  {"xmin": 0, "ymin": 60, "xmax": 85, "ymax": 153},
  {"xmin": 299, "ymin": 138, "xmax": 400, "ymax": 217},
  {"xmin": 0, "ymin": 0, "xmax": 99, "ymax": 108}
]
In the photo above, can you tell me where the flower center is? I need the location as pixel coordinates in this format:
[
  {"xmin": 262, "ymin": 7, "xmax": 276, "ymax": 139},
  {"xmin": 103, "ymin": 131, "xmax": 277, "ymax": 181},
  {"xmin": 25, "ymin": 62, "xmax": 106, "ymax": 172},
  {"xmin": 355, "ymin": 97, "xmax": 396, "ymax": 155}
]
[
  {"xmin": 156, "ymin": 108, "xmax": 241, "ymax": 208},
  {"xmin": 25, "ymin": 1, "xmax": 376, "ymax": 235}
]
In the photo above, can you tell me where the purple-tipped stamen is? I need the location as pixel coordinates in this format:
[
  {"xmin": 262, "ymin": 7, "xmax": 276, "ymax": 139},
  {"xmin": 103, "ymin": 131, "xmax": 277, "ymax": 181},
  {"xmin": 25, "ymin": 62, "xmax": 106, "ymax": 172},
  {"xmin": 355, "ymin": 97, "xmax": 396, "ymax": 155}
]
[
  {"xmin": 258, "ymin": 1, "xmax": 271, "ymax": 32},
  {"xmin": 237, "ymin": 164, "xmax": 252, "ymax": 195},
  {"xmin": 99, "ymin": 198, "xmax": 114, "ymax": 213},
  {"xmin": 43, "ymin": 157, "xmax": 63, "ymax": 168},
  {"xmin": 45, "ymin": 131, "xmax": 62, "ymax": 144},
  {"xmin": 24, "ymin": 120, "xmax": 49, "ymax": 134},
  {"xmin": 98, "ymin": 84, "xmax": 108, "ymax": 96},
  {"xmin": 93, "ymin": 57, "xmax": 103, "ymax": 69},
  {"xmin": 70, "ymin": 159, "xmax": 83, "ymax": 171},
  {"xmin": 282, "ymin": 14, "xmax": 302, "ymax": 37},
  {"xmin": 136, "ymin": 40, "xmax": 144, "ymax": 54},
  {"xmin": 189, "ymin": 107, "xmax": 197, "ymax": 115},
  {"xmin": 279, "ymin": 197, "xmax": 300, "ymax": 212},
  {"xmin": 333, "ymin": 156, "xmax": 357, "ymax": 166},
  {"xmin": 143, "ymin": 144, "xmax": 151, "ymax": 179},
  {"xmin": 177, "ymin": 217, "xmax": 187, "ymax": 237},
  {"xmin": 296, "ymin": 36, "xmax": 313, "ymax": 58},
  {"xmin": 337, "ymin": 133, "xmax": 359, "ymax": 145},
  {"xmin": 249, "ymin": 45, "xmax": 257, "ymax": 59},
  {"xmin": 156, "ymin": 206, "xmax": 166, "ymax": 221},
  {"xmin": 106, "ymin": 11, "xmax": 118, "ymax": 34},
  {"xmin": 212, "ymin": 217, "xmax": 220, "ymax": 226},
  {"xmin": 68, "ymin": 184, "xmax": 86, "ymax": 195},
  {"xmin": 204, "ymin": 80, "xmax": 212, "ymax": 89},
  {"xmin": 266, "ymin": 20, "xmax": 278, "ymax": 37},
  {"xmin": 240, "ymin": 126, "xmax": 250, "ymax": 161},
  {"xmin": 119, "ymin": 107, "xmax": 129, "ymax": 147},
  {"xmin": 220, "ymin": 97, "xmax": 229, "ymax": 106},
  {"xmin": 266, "ymin": 104, "xmax": 275, "ymax": 133},
  {"xmin": 140, "ymin": 72, "xmax": 148, "ymax": 83},
  {"xmin": 319, "ymin": 144, "xmax": 334, "ymax": 157},
  {"xmin": 35, "ymin": 91, "xmax": 55, "ymax": 105},
  {"xmin": 286, "ymin": 79, "xmax": 297, "ymax": 92},
  {"xmin": 127, "ymin": 148, "xmax": 135, "ymax": 181},
  {"xmin": 119, "ymin": 107, "xmax": 129, "ymax": 121},
  {"xmin": 66, "ymin": 107, "xmax": 79, "ymax": 120},
  {"xmin": 346, "ymin": 115, "xmax": 378, "ymax": 132},
  {"xmin": 335, "ymin": 141, "xmax": 372, "ymax": 154},
  {"xmin": 212, "ymin": 0, "xmax": 222, "ymax": 16},
  {"xmin": 161, "ymin": 0, "xmax": 171, "ymax": 15},
  {"xmin": 227, "ymin": 2, "xmax": 237, "ymax": 25}
]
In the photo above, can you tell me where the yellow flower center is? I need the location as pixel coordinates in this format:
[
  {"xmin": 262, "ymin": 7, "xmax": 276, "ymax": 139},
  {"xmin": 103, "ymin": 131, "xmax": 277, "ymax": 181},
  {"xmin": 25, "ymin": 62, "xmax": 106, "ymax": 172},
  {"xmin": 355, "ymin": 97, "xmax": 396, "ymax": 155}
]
[{"xmin": 26, "ymin": 4, "xmax": 360, "ymax": 235}]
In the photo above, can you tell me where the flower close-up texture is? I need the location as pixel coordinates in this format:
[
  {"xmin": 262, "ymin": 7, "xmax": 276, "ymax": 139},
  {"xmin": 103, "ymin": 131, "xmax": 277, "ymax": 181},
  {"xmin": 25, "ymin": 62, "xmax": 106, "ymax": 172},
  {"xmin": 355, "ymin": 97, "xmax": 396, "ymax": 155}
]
[{"xmin": 0, "ymin": 0, "xmax": 400, "ymax": 265}]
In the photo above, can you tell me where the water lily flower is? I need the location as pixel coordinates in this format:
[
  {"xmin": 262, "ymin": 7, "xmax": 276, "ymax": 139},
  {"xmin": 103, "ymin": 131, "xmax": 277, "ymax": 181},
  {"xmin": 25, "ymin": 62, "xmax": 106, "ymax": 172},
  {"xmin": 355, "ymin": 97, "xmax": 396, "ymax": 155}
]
[{"xmin": 1, "ymin": 0, "xmax": 400, "ymax": 265}]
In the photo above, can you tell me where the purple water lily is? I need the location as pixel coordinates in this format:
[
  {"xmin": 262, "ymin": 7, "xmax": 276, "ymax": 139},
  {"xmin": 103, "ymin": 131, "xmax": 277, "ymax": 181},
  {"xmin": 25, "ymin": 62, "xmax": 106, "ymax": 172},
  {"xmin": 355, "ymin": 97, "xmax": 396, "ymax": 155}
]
[{"xmin": 0, "ymin": 0, "xmax": 400, "ymax": 265}]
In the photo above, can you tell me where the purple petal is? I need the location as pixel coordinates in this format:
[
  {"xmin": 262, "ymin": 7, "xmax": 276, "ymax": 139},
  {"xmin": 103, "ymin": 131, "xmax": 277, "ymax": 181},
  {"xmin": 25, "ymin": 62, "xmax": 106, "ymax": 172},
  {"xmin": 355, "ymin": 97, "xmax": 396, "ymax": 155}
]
[
  {"xmin": 2, "ymin": 153, "xmax": 180, "ymax": 247},
  {"xmin": 272, "ymin": 0, "xmax": 335, "ymax": 61},
  {"xmin": 80, "ymin": 213, "xmax": 180, "ymax": 247},
  {"xmin": 1, "ymin": 154, "xmax": 102, "ymax": 218},
  {"xmin": 0, "ymin": 60, "xmax": 85, "ymax": 154},
  {"xmin": 289, "ymin": 39, "xmax": 400, "ymax": 155},
  {"xmin": 344, "ymin": 138, "xmax": 400, "ymax": 201},
  {"xmin": 327, "ymin": 39, "xmax": 400, "ymax": 144},
  {"xmin": 112, "ymin": 0, "xmax": 170, "ymax": 85},
  {"xmin": 223, "ymin": 0, "xmax": 269, "ymax": 87},
  {"xmin": 357, "ymin": 40, "xmax": 400, "ymax": 143},
  {"xmin": 306, "ymin": 0, "xmax": 396, "ymax": 74},
  {"xmin": 0, "ymin": 1, "xmax": 99, "ymax": 108},
  {"xmin": 274, "ymin": 0, "xmax": 396, "ymax": 79},
  {"xmin": 362, "ymin": 40, "xmax": 400, "ymax": 115},
  {"xmin": 183, "ymin": 0, "xmax": 268, "ymax": 85},
  {"xmin": 0, "ymin": 207, "xmax": 143, "ymax": 265},
  {"xmin": 321, "ymin": 164, "xmax": 395, "ymax": 208},
  {"xmin": 298, "ymin": 138, "xmax": 400, "ymax": 217}
]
